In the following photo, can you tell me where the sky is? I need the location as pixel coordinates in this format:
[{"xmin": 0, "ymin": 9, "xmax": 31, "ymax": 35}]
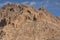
[{"xmin": 0, "ymin": 0, "xmax": 60, "ymax": 16}]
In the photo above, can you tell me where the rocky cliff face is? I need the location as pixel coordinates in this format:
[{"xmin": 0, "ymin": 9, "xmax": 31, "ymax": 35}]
[{"xmin": 0, "ymin": 3, "xmax": 60, "ymax": 40}]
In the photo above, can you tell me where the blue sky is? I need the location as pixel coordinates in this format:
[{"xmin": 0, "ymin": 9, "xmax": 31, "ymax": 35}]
[{"xmin": 0, "ymin": 0, "xmax": 60, "ymax": 16}]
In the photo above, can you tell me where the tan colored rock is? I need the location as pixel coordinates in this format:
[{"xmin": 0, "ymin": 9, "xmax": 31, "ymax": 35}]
[{"xmin": 0, "ymin": 3, "xmax": 60, "ymax": 40}]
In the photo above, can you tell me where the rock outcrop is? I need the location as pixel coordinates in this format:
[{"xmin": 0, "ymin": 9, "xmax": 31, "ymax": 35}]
[{"xmin": 0, "ymin": 3, "xmax": 60, "ymax": 40}]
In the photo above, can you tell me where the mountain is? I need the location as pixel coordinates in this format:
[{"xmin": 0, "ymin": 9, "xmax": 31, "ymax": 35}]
[{"xmin": 0, "ymin": 3, "xmax": 60, "ymax": 40}]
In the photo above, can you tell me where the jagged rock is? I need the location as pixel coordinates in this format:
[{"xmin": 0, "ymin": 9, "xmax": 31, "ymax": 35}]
[{"xmin": 0, "ymin": 3, "xmax": 60, "ymax": 40}]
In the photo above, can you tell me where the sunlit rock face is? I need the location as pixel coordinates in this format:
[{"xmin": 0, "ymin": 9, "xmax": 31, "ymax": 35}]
[{"xmin": 0, "ymin": 3, "xmax": 60, "ymax": 40}]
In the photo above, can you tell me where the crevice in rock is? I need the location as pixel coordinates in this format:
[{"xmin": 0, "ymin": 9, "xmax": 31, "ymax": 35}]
[
  {"xmin": 10, "ymin": 8, "xmax": 14, "ymax": 12},
  {"xmin": 33, "ymin": 15, "xmax": 37, "ymax": 21},
  {"xmin": 12, "ymin": 23, "xmax": 14, "ymax": 26},
  {"xmin": 25, "ymin": 16, "xmax": 32, "ymax": 22},
  {"xmin": 0, "ymin": 30, "xmax": 6, "ymax": 39},
  {"xmin": 27, "ymin": 10, "xmax": 31, "ymax": 14},
  {"xmin": 0, "ymin": 18, "xmax": 7, "ymax": 27},
  {"xmin": 18, "ymin": 6, "xmax": 24, "ymax": 11},
  {"xmin": 26, "ymin": 16, "xmax": 31, "ymax": 20}
]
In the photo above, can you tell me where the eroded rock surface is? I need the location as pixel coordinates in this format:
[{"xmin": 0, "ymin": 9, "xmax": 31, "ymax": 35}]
[{"xmin": 0, "ymin": 3, "xmax": 60, "ymax": 40}]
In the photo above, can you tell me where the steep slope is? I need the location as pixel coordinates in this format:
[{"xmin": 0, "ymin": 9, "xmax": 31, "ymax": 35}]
[{"xmin": 0, "ymin": 3, "xmax": 60, "ymax": 40}]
